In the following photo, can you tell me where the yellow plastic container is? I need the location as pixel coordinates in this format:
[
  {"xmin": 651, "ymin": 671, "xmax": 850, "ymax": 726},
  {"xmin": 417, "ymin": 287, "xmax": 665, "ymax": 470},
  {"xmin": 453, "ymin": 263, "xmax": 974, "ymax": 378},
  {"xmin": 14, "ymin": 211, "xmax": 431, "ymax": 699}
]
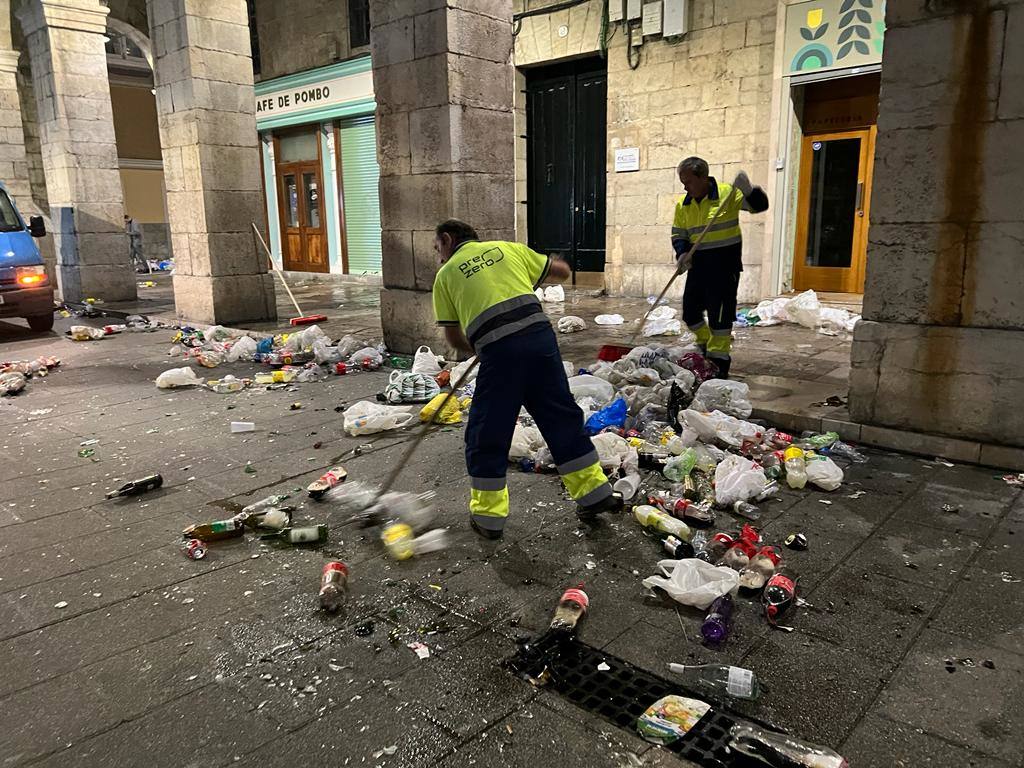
[{"xmin": 381, "ymin": 522, "xmax": 415, "ymax": 560}]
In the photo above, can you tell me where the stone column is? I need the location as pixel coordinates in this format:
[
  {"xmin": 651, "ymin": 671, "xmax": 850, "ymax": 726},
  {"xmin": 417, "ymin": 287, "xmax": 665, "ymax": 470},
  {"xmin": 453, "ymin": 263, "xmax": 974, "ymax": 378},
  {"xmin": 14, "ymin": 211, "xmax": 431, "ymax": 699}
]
[
  {"xmin": 371, "ymin": 0, "xmax": 514, "ymax": 353},
  {"xmin": 16, "ymin": 0, "xmax": 136, "ymax": 302},
  {"xmin": 146, "ymin": 0, "xmax": 275, "ymax": 324},
  {"xmin": 0, "ymin": 51, "xmax": 32, "ymax": 205},
  {"xmin": 849, "ymin": 0, "xmax": 1024, "ymax": 453}
]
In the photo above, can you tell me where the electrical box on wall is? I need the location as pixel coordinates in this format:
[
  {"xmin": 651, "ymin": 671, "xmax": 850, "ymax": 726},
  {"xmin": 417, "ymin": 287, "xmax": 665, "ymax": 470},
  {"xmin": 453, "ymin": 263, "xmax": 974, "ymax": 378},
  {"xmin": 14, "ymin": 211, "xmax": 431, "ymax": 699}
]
[
  {"xmin": 626, "ymin": 0, "xmax": 642, "ymax": 21},
  {"xmin": 609, "ymin": 0, "xmax": 624, "ymax": 22},
  {"xmin": 642, "ymin": 0, "xmax": 663, "ymax": 36},
  {"xmin": 662, "ymin": 0, "xmax": 688, "ymax": 37}
]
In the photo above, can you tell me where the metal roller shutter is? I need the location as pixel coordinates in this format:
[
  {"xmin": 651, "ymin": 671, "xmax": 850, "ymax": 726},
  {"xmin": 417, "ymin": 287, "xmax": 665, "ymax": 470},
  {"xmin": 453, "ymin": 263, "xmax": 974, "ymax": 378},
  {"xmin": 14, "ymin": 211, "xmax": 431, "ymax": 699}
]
[{"xmin": 339, "ymin": 116, "xmax": 382, "ymax": 274}]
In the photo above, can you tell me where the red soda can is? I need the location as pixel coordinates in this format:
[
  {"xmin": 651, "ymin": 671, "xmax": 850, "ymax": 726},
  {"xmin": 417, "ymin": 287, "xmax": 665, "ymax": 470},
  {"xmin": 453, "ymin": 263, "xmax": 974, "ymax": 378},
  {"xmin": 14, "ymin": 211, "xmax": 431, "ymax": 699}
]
[
  {"xmin": 182, "ymin": 538, "xmax": 206, "ymax": 560},
  {"xmin": 319, "ymin": 561, "xmax": 349, "ymax": 612},
  {"xmin": 334, "ymin": 362, "xmax": 347, "ymax": 375}
]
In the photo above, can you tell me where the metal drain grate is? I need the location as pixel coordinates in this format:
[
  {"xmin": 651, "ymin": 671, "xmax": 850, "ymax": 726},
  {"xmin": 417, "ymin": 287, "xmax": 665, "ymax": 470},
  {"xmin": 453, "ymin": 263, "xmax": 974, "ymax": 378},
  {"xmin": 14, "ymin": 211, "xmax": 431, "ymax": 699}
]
[{"xmin": 508, "ymin": 632, "xmax": 739, "ymax": 768}]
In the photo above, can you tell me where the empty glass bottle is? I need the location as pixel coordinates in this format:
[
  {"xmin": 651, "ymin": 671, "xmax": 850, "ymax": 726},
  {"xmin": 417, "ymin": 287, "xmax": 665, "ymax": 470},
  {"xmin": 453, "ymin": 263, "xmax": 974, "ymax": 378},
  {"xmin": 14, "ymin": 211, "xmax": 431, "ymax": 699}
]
[
  {"xmin": 106, "ymin": 474, "xmax": 163, "ymax": 499},
  {"xmin": 261, "ymin": 524, "xmax": 328, "ymax": 545}
]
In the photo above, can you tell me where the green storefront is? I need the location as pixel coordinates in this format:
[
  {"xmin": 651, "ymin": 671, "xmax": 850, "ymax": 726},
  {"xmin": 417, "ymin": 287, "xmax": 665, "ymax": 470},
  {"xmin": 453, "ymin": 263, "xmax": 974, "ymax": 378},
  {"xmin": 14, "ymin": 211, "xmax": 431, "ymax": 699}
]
[{"xmin": 256, "ymin": 56, "xmax": 382, "ymax": 276}]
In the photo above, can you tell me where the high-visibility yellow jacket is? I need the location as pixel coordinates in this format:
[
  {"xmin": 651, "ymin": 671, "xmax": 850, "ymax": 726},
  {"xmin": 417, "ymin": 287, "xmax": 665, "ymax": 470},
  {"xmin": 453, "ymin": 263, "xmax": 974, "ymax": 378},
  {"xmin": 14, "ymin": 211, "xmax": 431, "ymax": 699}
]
[{"xmin": 671, "ymin": 177, "xmax": 769, "ymax": 269}]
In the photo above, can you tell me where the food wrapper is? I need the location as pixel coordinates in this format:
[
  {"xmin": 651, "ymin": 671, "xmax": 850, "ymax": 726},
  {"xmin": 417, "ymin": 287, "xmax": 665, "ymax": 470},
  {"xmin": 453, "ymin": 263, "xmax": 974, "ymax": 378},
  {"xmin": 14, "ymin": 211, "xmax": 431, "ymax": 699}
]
[{"xmin": 636, "ymin": 695, "xmax": 711, "ymax": 745}]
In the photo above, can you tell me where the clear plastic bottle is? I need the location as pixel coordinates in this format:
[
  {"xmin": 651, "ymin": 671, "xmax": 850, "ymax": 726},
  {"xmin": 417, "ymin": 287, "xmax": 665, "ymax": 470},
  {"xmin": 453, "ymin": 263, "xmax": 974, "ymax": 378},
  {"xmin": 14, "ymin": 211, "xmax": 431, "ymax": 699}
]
[
  {"xmin": 663, "ymin": 448, "xmax": 698, "ymax": 482},
  {"xmin": 667, "ymin": 663, "xmax": 760, "ymax": 700},
  {"xmin": 549, "ymin": 587, "xmax": 589, "ymax": 633},
  {"xmin": 633, "ymin": 504, "xmax": 692, "ymax": 541},
  {"xmin": 613, "ymin": 472, "xmax": 641, "ymax": 500},
  {"xmin": 242, "ymin": 494, "xmax": 290, "ymax": 515},
  {"xmin": 732, "ymin": 500, "xmax": 761, "ymax": 521},
  {"xmin": 784, "ymin": 446, "xmax": 807, "ymax": 489},
  {"xmin": 823, "ymin": 440, "xmax": 867, "ymax": 463},
  {"xmin": 728, "ymin": 724, "xmax": 848, "ymax": 767}
]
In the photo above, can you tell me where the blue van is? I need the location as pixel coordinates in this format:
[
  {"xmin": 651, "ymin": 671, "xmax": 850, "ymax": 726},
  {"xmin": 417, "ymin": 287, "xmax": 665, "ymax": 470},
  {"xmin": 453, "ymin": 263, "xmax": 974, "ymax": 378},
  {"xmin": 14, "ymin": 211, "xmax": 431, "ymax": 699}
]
[{"xmin": 0, "ymin": 181, "xmax": 52, "ymax": 331}]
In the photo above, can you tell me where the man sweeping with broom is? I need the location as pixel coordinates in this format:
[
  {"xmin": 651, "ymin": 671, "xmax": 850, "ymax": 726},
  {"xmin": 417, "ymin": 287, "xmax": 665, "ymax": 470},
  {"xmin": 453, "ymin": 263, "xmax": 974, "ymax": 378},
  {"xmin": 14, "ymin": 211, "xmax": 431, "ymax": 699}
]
[
  {"xmin": 672, "ymin": 158, "xmax": 769, "ymax": 379},
  {"xmin": 431, "ymin": 219, "xmax": 622, "ymax": 540}
]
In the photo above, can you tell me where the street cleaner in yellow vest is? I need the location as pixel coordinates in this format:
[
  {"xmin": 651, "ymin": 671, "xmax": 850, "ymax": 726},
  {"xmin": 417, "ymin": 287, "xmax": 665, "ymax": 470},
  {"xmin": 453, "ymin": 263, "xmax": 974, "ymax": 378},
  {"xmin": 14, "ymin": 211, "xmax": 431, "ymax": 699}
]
[
  {"xmin": 672, "ymin": 157, "xmax": 769, "ymax": 379},
  {"xmin": 431, "ymin": 219, "xmax": 622, "ymax": 540}
]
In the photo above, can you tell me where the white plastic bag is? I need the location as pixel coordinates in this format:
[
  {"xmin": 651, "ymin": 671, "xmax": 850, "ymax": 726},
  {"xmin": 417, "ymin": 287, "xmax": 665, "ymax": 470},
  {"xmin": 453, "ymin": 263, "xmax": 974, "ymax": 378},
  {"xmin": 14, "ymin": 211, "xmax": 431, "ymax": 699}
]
[
  {"xmin": 591, "ymin": 431, "xmax": 632, "ymax": 470},
  {"xmin": 642, "ymin": 559, "xmax": 741, "ymax": 610},
  {"xmin": 648, "ymin": 305, "xmax": 678, "ymax": 320},
  {"xmin": 818, "ymin": 307, "xmax": 861, "ymax": 336},
  {"xmin": 542, "ymin": 284, "xmax": 565, "ymax": 302},
  {"xmin": 155, "ymin": 367, "xmax": 202, "ymax": 389},
  {"xmin": 349, "ymin": 347, "xmax": 384, "ymax": 367},
  {"xmin": 749, "ymin": 297, "xmax": 788, "ymax": 326},
  {"xmin": 594, "ymin": 314, "xmax": 624, "ymax": 325},
  {"xmin": 204, "ymin": 325, "xmax": 231, "ymax": 343},
  {"xmin": 643, "ymin": 318, "xmax": 682, "ymax": 337},
  {"xmin": 298, "ymin": 324, "xmax": 328, "ymax": 348},
  {"xmin": 336, "ymin": 335, "xmax": 369, "ymax": 359},
  {"xmin": 311, "ymin": 338, "xmax": 342, "ymax": 364},
  {"xmin": 691, "ymin": 379, "xmax": 753, "ymax": 419},
  {"xmin": 568, "ymin": 374, "xmax": 615, "ymax": 404},
  {"xmin": 343, "ymin": 401, "xmax": 415, "ymax": 435},
  {"xmin": 683, "ymin": 409, "xmax": 761, "ymax": 448},
  {"xmin": 383, "ymin": 370, "xmax": 441, "ymax": 404},
  {"xmin": 225, "ymin": 335, "xmax": 258, "ymax": 363},
  {"xmin": 509, "ymin": 423, "xmax": 545, "ymax": 459},
  {"xmin": 412, "ymin": 345, "xmax": 442, "ymax": 376},
  {"xmin": 557, "ymin": 315, "xmax": 587, "ymax": 334},
  {"xmin": 783, "ymin": 289, "xmax": 821, "ymax": 329},
  {"xmin": 714, "ymin": 454, "xmax": 767, "ymax": 506},
  {"xmin": 627, "ymin": 367, "xmax": 661, "ymax": 387},
  {"xmin": 449, "ymin": 358, "xmax": 478, "ymax": 387},
  {"xmin": 805, "ymin": 454, "xmax": 844, "ymax": 491}
]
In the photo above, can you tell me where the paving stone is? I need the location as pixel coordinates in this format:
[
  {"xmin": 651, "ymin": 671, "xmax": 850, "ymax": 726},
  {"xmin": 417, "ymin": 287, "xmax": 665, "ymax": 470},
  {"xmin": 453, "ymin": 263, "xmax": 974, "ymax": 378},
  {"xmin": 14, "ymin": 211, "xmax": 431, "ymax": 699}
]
[
  {"xmin": 894, "ymin": 481, "xmax": 1008, "ymax": 539},
  {"xmin": 842, "ymin": 713, "xmax": 1015, "ymax": 768},
  {"xmin": 852, "ymin": 516, "xmax": 982, "ymax": 590},
  {"xmin": 871, "ymin": 629, "xmax": 1024, "ymax": 763},
  {"xmin": 931, "ymin": 567, "xmax": 1024, "ymax": 655}
]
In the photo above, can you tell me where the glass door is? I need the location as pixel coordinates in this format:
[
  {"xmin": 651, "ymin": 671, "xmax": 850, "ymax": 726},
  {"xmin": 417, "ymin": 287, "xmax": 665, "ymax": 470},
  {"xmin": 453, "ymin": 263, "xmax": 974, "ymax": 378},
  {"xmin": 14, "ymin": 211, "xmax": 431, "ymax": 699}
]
[
  {"xmin": 274, "ymin": 129, "xmax": 328, "ymax": 273},
  {"xmin": 793, "ymin": 128, "xmax": 875, "ymax": 293}
]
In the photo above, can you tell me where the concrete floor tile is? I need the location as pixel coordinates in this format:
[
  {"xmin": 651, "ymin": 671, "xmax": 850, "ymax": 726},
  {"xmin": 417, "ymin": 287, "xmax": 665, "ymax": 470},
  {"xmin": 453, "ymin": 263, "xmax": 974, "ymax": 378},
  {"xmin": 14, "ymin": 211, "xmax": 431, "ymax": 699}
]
[
  {"xmin": 843, "ymin": 713, "xmax": 1015, "ymax": 768},
  {"xmin": 931, "ymin": 567, "xmax": 1024, "ymax": 655},
  {"xmin": 852, "ymin": 516, "xmax": 982, "ymax": 590}
]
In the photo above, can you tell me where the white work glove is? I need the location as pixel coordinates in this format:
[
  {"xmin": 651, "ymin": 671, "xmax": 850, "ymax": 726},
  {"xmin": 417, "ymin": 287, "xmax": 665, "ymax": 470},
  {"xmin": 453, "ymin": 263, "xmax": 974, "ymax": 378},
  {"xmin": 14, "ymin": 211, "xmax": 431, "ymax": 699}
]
[
  {"xmin": 734, "ymin": 171, "xmax": 753, "ymax": 197},
  {"xmin": 675, "ymin": 251, "xmax": 693, "ymax": 274}
]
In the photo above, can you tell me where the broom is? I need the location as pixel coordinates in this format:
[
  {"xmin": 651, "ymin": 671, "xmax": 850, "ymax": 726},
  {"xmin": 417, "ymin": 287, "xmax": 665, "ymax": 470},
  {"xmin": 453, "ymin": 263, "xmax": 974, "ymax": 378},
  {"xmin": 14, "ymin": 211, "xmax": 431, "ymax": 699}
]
[{"xmin": 251, "ymin": 222, "xmax": 328, "ymax": 326}]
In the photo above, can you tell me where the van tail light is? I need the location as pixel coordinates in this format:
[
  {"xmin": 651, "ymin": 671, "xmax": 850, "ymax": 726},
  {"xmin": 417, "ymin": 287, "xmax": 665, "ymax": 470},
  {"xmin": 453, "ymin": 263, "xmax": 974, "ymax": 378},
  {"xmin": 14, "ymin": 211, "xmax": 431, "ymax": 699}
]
[{"xmin": 16, "ymin": 265, "xmax": 47, "ymax": 286}]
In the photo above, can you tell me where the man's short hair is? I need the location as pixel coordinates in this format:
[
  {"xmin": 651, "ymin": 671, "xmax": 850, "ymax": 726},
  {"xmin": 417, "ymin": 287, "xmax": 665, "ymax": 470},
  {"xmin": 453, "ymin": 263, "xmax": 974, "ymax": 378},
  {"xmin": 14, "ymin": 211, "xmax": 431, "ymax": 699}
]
[
  {"xmin": 677, "ymin": 156, "xmax": 709, "ymax": 178},
  {"xmin": 435, "ymin": 219, "xmax": 479, "ymax": 247}
]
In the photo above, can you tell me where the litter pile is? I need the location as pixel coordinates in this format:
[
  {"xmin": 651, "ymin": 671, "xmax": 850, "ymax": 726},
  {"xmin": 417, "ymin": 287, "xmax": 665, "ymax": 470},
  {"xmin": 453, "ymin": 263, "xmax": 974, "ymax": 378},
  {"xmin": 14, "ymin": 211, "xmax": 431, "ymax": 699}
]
[
  {"xmin": 154, "ymin": 324, "xmax": 392, "ymax": 391},
  {"xmin": 0, "ymin": 355, "xmax": 60, "ymax": 395},
  {"xmin": 739, "ymin": 289, "xmax": 861, "ymax": 336}
]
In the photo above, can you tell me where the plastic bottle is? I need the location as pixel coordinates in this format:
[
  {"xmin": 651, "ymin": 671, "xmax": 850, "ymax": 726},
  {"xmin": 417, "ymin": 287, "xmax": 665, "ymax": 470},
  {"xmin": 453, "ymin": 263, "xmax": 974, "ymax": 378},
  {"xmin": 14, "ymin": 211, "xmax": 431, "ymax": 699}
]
[
  {"xmin": 702, "ymin": 595, "xmax": 734, "ymax": 646},
  {"xmin": 549, "ymin": 587, "xmax": 589, "ymax": 633},
  {"xmin": 241, "ymin": 494, "xmax": 290, "ymax": 515},
  {"xmin": 755, "ymin": 480, "xmax": 780, "ymax": 502},
  {"xmin": 105, "ymin": 473, "xmax": 164, "ymax": 499},
  {"xmin": 633, "ymin": 504, "xmax": 692, "ymax": 541},
  {"xmin": 209, "ymin": 375, "xmax": 245, "ymax": 393},
  {"xmin": 411, "ymin": 529, "xmax": 449, "ymax": 556},
  {"xmin": 796, "ymin": 431, "xmax": 839, "ymax": 451},
  {"xmin": 261, "ymin": 524, "xmax": 328, "ymax": 545},
  {"xmin": 761, "ymin": 452, "xmax": 783, "ymax": 481},
  {"xmin": 822, "ymin": 440, "xmax": 867, "ymax": 463},
  {"xmin": 319, "ymin": 562, "xmax": 349, "ymax": 612},
  {"xmin": 763, "ymin": 571, "xmax": 798, "ymax": 626},
  {"xmin": 663, "ymin": 448, "xmax": 697, "ymax": 482},
  {"xmin": 613, "ymin": 472, "xmax": 641, "ymax": 500},
  {"xmin": 381, "ymin": 521, "xmax": 415, "ymax": 560},
  {"xmin": 667, "ymin": 663, "xmax": 760, "ymax": 700},
  {"xmin": 69, "ymin": 325, "xmax": 106, "ymax": 341},
  {"xmin": 692, "ymin": 470, "xmax": 715, "ymax": 504},
  {"xmin": 783, "ymin": 446, "xmax": 807, "ymax": 489},
  {"xmin": 732, "ymin": 500, "xmax": 761, "ymax": 521},
  {"xmin": 728, "ymin": 724, "xmax": 848, "ymax": 768}
]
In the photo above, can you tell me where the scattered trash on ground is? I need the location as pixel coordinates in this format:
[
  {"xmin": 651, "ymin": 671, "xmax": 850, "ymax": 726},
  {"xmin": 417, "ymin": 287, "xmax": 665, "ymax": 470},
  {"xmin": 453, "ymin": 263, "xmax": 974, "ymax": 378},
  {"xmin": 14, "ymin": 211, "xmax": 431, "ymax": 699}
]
[{"xmin": 744, "ymin": 289, "xmax": 861, "ymax": 336}]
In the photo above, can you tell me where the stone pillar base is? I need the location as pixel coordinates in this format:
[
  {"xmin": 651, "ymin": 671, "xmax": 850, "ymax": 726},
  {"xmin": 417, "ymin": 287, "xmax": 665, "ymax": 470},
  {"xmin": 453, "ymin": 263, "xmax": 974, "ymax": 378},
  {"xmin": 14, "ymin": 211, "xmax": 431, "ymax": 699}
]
[
  {"xmin": 380, "ymin": 287, "xmax": 450, "ymax": 356},
  {"xmin": 849, "ymin": 320, "xmax": 1024, "ymax": 448},
  {"xmin": 172, "ymin": 273, "xmax": 277, "ymax": 326},
  {"xmin": 58, "ymin": 263, "xmax": 138, "ymax": 303}
]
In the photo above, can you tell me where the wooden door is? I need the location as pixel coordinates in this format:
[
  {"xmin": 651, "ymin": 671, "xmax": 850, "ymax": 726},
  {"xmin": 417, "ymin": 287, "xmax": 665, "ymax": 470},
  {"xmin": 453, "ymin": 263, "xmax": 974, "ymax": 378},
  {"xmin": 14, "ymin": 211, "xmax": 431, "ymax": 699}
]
[
  {"xmin": 793, "ymin": 127, "xmax": 875, "ymax": 293},
  {"xmin": 274, "ymin": 131, "xmax": 328, "ymax": 273}
]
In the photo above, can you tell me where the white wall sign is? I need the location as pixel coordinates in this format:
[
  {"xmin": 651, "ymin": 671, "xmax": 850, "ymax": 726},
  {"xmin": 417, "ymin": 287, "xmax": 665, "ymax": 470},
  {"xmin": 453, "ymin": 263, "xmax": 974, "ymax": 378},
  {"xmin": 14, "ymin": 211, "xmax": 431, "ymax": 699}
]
[
  {"xmin": 614, "ymin": 147, "xmax": 641, "ymax": 172},
  {"xmin": 255, "ymin": 70, "xmax": 373, "ymax": 121}
]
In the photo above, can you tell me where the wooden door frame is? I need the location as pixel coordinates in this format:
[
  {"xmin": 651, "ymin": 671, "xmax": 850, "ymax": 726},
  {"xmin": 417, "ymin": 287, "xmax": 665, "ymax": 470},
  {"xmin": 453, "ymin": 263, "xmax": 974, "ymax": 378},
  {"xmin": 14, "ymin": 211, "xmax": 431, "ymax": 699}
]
[
  {"xmin": 792, "ymin": 127, "xmax": 872, "ymax": 294},
  {"xmin": 272, "ymin": 127, "xmax": 328, "ymax": 273}
]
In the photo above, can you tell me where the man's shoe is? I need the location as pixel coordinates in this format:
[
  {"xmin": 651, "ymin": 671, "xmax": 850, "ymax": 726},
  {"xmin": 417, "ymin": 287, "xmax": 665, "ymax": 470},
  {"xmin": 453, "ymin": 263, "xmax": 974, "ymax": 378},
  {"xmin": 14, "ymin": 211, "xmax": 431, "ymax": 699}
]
[
  {"xmin": 577, "ymin": 491, "xmax": 624, "ymax": 522},
  {"xmin": 470, "ymin": 518, "xmax": 503, "ymax": 540}
]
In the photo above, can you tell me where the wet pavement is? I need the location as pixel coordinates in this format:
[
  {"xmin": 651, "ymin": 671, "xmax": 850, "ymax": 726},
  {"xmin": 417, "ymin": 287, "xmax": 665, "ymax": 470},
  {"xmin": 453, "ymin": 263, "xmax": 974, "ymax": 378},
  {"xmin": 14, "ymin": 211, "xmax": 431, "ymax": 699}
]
[{"xmin": 1, "ymin": 289, "xmax": 1022, "ymax": 768}]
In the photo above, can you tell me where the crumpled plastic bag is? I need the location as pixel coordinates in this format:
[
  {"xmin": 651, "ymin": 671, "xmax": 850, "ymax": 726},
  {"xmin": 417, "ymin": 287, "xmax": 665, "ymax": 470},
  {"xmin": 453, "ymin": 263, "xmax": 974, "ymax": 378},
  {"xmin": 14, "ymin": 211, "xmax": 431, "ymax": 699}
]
[
  {"xmin": 419, "ymin": 392, "xmax": 464, "ymax": 424},
  {"xmin": 642, "ymin": 559, "xmax": 741, "ymax": 609},
  {"xmin": 448, "ymin": 358, "xmax": 478, "ymax": 388},
  {"xmin": 627, "ymin": 367, "xmax": 661, "ymax": 387},
  {"xmin": 336, "ymin": 335, "xmax": 370, "ymax": 359},
  {"xmin": 155, "ymin": 367, "xmax": 202, "ymax": 389},
  {"xmin": 784, "ymin": 289, "xmax": 821, "ymax": 328},
  {"xmin": 818, "ymin": 307, "xmax": 861, "ymax": 336},
  {"xmin": 683, "ymin": 409, "xmax": 761, "ymax": 448},
  {"xmin": 349, "ymin": 347, "xmax": 384, "ymax": 367},
  {"xmin": 542, "ymin": 284, "xmax": 565, "ymax": 302},
  {"xmin": 557, "ymin": 315, "xmax": 587, "ymax": 334},
  {"xmin": 625, "ymin": 346, "xmax": 659, "ymax": 368},
  {"xmin": 510, "ymin": 423, "xmax": 546, "ymax": 459},
  {"xmin": 585, "ymin": 398, "xmax": 627, "ymax": 435},
  {"xmin": 343, "ymin": 401, "xmax": 415, "ymax": 435},
  {"xmin": 204, "ymin": 325, "xmax": 231, "ymax": 343},
  {"xmin": 311, "ymin": 338, "xmax": 343, "ymax": 364},
  {"xmin": 805, "ymin": 453, "xmax": 844, "ymax": 491},
  {"xmin": 568, "ymin": 374, "xmax": 615, "ymax": 404},
  {"xmin": 591, "ymin": 431, "xmax": 632, "ymax": 470},
  {"xmin": 594, "ymin": 314, "xmax": 624, "ymax": 325},
  {"xmin": 226, "ymin": 335, "xmax": 258, "ymax": 363},
  {"xmin": 677, "ymin": 353, "xmax": 719, "ymax": 384},
  {"xmin": 643, "ymin": 318, "xmax": 682, "ymax": 337},
  {"xmin": 384, "ymin": 370, "xmax": 441, "ymax": 404},
  {"xmin": 691, "ymin": 379, "xmax": 753, "ymax": 419},
  {"xmin": 749, "ymin": 297, "xmax": 788, "ymax": 326},
  {"xmin": 714, "ymin": 454, "xmax": 767, "ymax": 506},
  {"xmin": 648, "ymin": 305, "xmax": 678, "ymax": 320},
  {"xmin": 0, "ymin": 371, "xmax": 27, "ymax": 395},
  {"xmin": 412, "ymin": 345, "xmax": 442, "ymax": 376}
]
